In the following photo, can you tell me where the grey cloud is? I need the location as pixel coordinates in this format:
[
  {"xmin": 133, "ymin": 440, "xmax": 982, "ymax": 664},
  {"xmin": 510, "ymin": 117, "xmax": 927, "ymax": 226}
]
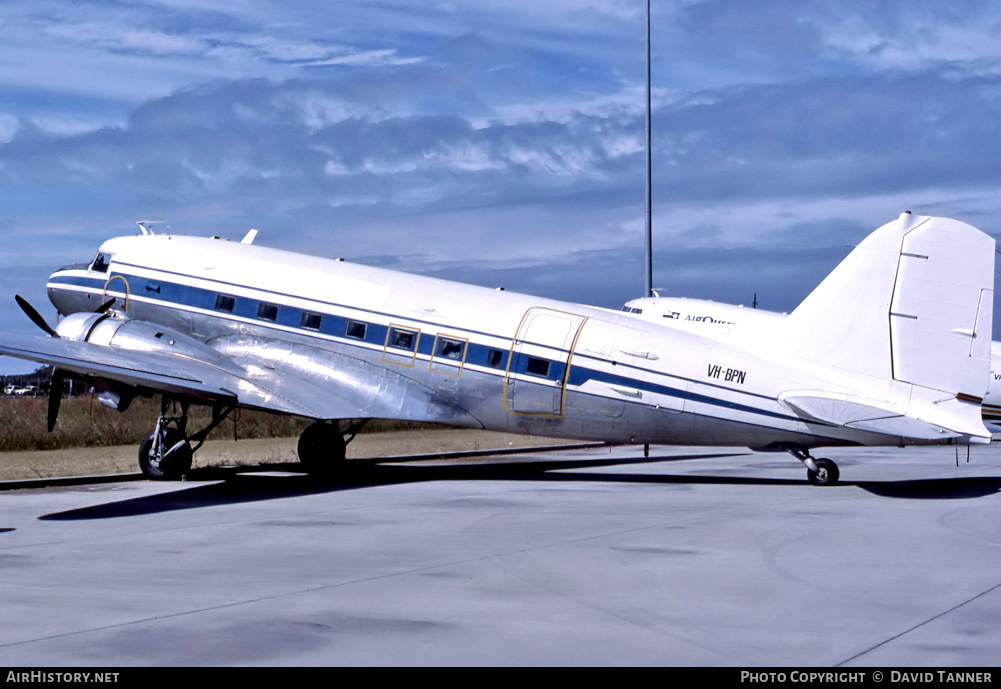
[
  {"xmin": 4, "ymin": 64, "xmax": 1001, "ymax": 260},
  {"xmin": 651, "ymin": 72, "xmax": 1001, "ymax": 206}
]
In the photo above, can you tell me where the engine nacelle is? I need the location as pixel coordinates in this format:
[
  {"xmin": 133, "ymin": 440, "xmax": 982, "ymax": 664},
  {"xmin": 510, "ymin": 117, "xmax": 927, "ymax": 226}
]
[{"xmin": 54, "ymin": 311, "xmax": 232, "ymax": 369}]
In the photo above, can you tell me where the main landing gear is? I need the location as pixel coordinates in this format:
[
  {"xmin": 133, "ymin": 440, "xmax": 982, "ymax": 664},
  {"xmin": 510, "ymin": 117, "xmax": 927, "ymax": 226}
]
[
  {"xmin": 784, "ymin": 445, "xmax": 840, "ymax": 486},
  {"xmin": 138, "ymin": 398, "xmax": 369, "ymax": 480},
  {"xmin": 297, "ymin": 419, "xmax": 367, "ymax": 474},
  {"xmin": 138, "ymin": 397, "xmax": 236, "ymax": 480}
]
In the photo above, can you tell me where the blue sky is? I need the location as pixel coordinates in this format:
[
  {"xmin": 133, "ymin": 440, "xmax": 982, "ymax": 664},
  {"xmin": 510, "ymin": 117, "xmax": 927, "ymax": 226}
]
[{"xmin": 3, "ymin": 1, "xmax": 1001, "ymax": 373}]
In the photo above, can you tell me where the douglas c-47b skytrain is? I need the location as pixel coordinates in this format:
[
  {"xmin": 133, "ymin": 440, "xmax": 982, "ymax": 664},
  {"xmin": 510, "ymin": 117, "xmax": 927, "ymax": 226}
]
[{"xmin": 0, "ymin": 212, "xmax": 994, "ymax": 485}]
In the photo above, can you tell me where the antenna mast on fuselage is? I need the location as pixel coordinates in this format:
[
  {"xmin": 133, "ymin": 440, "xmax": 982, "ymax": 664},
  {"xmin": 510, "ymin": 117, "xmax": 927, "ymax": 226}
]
[{"xmin": 136, "ymin": 220, "xmax": 160, "ymax": 236}]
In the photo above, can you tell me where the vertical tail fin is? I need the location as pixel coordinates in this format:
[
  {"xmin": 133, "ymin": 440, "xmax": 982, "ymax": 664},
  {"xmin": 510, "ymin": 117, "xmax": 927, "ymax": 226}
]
[{"xmin": 778, "ymin": 213, "xmax": 994, "ymax": 441}]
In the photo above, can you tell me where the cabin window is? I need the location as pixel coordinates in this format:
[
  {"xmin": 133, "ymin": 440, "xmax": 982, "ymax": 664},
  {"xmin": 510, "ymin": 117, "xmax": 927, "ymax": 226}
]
[
  {"xmin": 345, "ymin": 321, "xmax": 367, "ymax": 340},
  {"xmin": 525, "ymin": 357, "xmax": 550, "ymax": 377},
  {"xmin": 388, "ymin": 327, "xmax": 417, "ymax": 351},
  {"xmin": 435, "ymin": 337, "xmax": 465, "ymax": 361},
  {"xmin": 215, "ymin": 294, "xmax": 235, "ymax": 312},
  {"xmin": 301, "ymin": 312, "xmax": 322, "ymax": 331},
  {"xmin": 486, "ymin": 349, "xmax": 504, "ymax": 369},
  {"xmin": 91, "ymin": 253, "xmax": 111, "ymax": 274},
  {"xmin": 257, "ymin": 302, "xmax": 278, "ymax": 321}
]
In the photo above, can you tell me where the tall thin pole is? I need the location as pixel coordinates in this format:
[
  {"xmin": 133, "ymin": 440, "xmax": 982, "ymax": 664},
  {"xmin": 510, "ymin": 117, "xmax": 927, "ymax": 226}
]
[{"xmin": 644, "ymin": 0, "xmax": 653, "ymax": 297}]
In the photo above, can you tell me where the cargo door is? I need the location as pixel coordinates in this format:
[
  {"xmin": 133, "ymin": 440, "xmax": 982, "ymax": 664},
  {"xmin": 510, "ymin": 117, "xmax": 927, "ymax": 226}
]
[{"xmin": 504, "ymin": 307, "xmax": 586, "ymax": 415}]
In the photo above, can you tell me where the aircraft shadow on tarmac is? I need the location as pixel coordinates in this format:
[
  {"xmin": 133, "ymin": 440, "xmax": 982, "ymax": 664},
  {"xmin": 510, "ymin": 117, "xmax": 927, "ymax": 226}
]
[
  {"xmin": 37, "ymin": 452, "xmax": 1001, "ymax": 521},
  {"xmin": 858, "ymin": 477, "xmax": 1001, "ymax": 500},
  {"xmin": 38, "ymin": 451, "xmax": 758, "ymax": 520}
]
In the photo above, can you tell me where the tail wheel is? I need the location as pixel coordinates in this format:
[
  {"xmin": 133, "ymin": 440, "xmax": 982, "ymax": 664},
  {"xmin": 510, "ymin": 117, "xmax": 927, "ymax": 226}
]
[
  {"xmin": 806, "ymin": 458, "xmax": 840, "ymax": 486},
  {"xmin": 139, "ymin": 428, "xmax": 193, "ymax": 480},
  {"xmin": 297, "ymin": 422, "xmax": 347, "ymax": 473}
]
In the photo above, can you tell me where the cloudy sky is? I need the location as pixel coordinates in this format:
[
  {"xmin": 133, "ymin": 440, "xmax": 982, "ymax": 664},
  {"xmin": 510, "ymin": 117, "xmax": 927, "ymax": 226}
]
[{"xmin": 2, "ymin": 1, "xmax": 1001, "ymax": 373}]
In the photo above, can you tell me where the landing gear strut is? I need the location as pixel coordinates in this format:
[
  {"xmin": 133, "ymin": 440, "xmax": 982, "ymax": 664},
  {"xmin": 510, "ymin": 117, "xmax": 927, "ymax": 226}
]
[
  {"xmin": 139, "ymin": 398, "xmax": 193, "ymax": 480},
  {"xmin": 785, "ymin": 445, "xmax": 840, "ymax": 486},
  {"xmin": 138, "ymin": 397, "xmax": 236, "ymax": 480}
]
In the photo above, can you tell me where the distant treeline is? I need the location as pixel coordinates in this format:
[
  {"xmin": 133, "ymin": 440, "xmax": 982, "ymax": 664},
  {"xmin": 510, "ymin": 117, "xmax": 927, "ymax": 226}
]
[{"xmin": 1, "ymin": 365, "xmax": 56, "ymax": 394}]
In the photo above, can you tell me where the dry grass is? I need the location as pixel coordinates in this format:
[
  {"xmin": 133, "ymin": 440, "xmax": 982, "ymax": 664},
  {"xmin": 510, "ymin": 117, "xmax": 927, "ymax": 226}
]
[
  {"xmin": 0, "ymin": 423, "xmax": 580, "ymax": 481},
  {"xmin": 0, "ymin": 394, "xmax": 444, "ymax": 452},
  {"xmin": 0, "ymin": 394, "xmax": 583, "ymax": 480}
]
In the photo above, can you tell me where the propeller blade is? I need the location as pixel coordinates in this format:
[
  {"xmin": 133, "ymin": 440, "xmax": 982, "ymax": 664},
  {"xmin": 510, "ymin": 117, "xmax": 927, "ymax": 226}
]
[
  {"xmin": 47, "ymin": 370, "xmax": 65, "ymax": 433},
  {"xmin": 95, "ymin": 298, "xmax": 116, "ymax": 314},
  {"xmin": 15, "ymin": 295, "xmax": 58, "ymax": 337}
]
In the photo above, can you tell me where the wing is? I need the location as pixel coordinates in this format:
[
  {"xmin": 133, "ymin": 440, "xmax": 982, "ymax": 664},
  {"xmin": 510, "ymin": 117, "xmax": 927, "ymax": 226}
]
[
  {"xmin": 208, "ymin": 334, "xmax": 481, "ymax": 425},
  {"xmin": 0, "ymin": 328, "xmax": 480, "ymax": 426},
  {"xmin": 0, "ymin": 329, "xmax": 302, "ymax": 415}
]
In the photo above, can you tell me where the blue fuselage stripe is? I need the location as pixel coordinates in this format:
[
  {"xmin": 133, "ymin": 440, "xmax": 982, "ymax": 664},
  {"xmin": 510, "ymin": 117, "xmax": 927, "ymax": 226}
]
[{"xmin": 48, "ymin": 270, "xmax": 800, "ymax": 424}]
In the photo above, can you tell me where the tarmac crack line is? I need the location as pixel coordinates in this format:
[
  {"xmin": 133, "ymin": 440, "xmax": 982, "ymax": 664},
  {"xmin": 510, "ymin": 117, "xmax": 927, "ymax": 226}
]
[{"xmin": 836, "ymin": 579, "xmax": 1001, "ymax": 666}]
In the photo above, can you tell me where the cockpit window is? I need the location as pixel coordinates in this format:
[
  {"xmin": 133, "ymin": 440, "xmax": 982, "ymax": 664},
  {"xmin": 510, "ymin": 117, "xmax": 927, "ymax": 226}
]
[{"xmin": 91, "ymin": 252, "xmax": 112, "ymax": 274}]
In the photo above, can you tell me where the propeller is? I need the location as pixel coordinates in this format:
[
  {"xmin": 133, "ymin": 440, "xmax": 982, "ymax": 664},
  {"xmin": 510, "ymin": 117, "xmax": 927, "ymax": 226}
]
[
  {"xmin": 16, "ymin": 294, "xmax": 116, "ymax": 335},
  {"xmin": 47, "ymin": 370, "xmax": 64, "ymax": 432},
  {"xmin": 15, "ymin": 295, "xmax": 58, "ymax": 337},
  {"xmin": 14, "ymin": 294, "xmax": 113, "ymax": 432}
]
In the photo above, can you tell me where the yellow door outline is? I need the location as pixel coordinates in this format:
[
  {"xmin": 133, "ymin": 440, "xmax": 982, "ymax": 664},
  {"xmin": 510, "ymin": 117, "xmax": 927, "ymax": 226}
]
[
  {"xmin": 503, "ymin": 307, "xmax": 587, "ymax": 416},
  {"xmin": 102, "ymin": 274, "xmax": 130, "ymax": 312}
]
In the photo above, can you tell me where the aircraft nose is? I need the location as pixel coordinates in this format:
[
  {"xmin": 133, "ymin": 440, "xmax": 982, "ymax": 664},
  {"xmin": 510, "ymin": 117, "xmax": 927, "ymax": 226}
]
[{"xmin": 47, "ymin": 264, "xmax": 88, "ymax": 316}]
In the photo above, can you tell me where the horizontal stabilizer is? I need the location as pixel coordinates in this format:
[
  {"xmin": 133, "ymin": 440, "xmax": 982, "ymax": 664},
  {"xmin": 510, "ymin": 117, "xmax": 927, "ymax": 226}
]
[{"xmin": 780, "ymin": 391, "xmax": 990, "ymax": 442}]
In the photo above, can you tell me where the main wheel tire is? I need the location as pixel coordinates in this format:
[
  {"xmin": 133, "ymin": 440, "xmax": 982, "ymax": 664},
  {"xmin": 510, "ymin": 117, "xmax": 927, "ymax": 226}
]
[
  {"xmin": 806, "ymin": 458, "xmax": 840, "ymax": 486},
  {"xmin": 138, "ymin": 428, "xmax": 193, "ymax": 480},
  {"xmin": 297, "ymin": 422, "xmax": 347, "ymax": 474}
]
